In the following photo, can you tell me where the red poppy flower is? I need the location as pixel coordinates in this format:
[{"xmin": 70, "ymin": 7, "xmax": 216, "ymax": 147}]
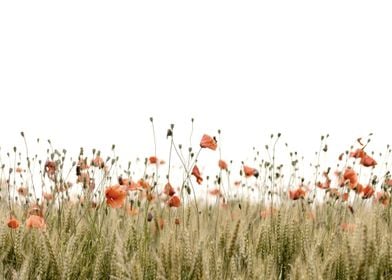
[
  {"xmin": 340, "ymin": 168, "xmax": 358, "ymax": 189},
  {"xmin": 361, "ymin": 185, "xmax": 375, "ymax": 199},
  {"xmin": 105, "ymin": 185, "xmax": 127, "ymax": 208},
  {"xmin": 192, "ymin": 165, "xmax": 203, "ymax": 184},
  {"xmin": 167, "ymin": 195, "xmax": 181, "ymax": 207},
  {"xmin": 200, "ymin": 134, "xmax": 217, "ymax": 150},
  {"xmin": 243, "ymin": 165, "xmax": 259, "ymax": 178},
  {"xmin": 350, "ymin": 148, "xmax": 365, "ymax": 159},
  {"xmin": 316, "ymin": 171, "xmax": 331, "ymax": 189},
  {"xmin": 288, "ymin": 187, "xmax": 306, "ymax": 200},
  {"xmin": 163, "ymin": 182, "xmax": 176, "ymax": 196},
  {"xmin": 26, "ymin": 215, "xmax": 46, "ymax": 229},
  {"xmin": 149, "ymin": 156, "xmax": 158, "ymax": 164},
  {"xmin": 7, "ymin": 217, "xmax": 20, "ymax": 229},
  {"xmin": 360, "ymin": 155, "xmax": 377, "ymax": 167},
  {"xmin": 218, "ymin": 160, "xmax": 228, "ymax": 170}
]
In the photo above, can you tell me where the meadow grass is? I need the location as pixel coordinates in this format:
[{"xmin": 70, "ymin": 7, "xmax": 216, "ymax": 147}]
[{"xmin": 0, "ymin": 127, "xmax": 391, "ymax": 279}]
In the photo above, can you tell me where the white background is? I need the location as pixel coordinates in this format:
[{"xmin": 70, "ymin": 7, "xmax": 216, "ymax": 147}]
[{"xmin": 1, "ymin": 1, "xmax": 391, "ymax": 175}]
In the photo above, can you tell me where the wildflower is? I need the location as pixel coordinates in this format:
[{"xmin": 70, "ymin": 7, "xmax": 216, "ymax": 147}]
[
  {"xmin": 288, "ymin": 187, "xmax": 306, "ymax": 200},
  {"xmin": 342, "ymin": 192, "xmax": 349, "ymax": 202},
  {"xmin": 316, "ymin": 170, "xmax": 331, "ymax": 189},
  {"xmin": 7, "ymin": 217, "xmax": 20, "ymax": 229},
  {"xmin": 26, "ymin": 215, "xmax": 46, "ymax": 229},
  {"xmin": 105, "ymin": 185, "xmax": 127, "ymax": 208},
  {"xmin": 163, "ymin": 182, "xmax": 176, "ymax": 196},
  {"xmin": 243, "ymin": 165, "xmax": 259, "ymax": 178},
  {"xmin": 200, "ymin": 134, "xmax": 217, "ymax": 150},
  {"xmin": 360, "ymin": 154, "xmax": 377, "ymax": 167},
  {"xmin": 340, "ymin": 168, "xmax": 358, "ymax": 189},
  {"xmin": 350, "ymin": 148, "xmax": 365, "ymax": 159},
  {"xmin": 361, "ymin": 185, "xmax": 375, "ymax": 199},
  {"xmin": 192, "ymin": 165, "xmax": 203, "ymax": 184},
  {"xmin": 167, "ymin": 195, "xmax": 181, "ymax": 207},
  {"xmin": 350, "ymin": 149, "xmax": 377, "ymax": 167},
  {"xmin": 149, "ymin": 156, "xmax": 158, "ymax": 164},
  {"xmin": 218, "ymin": 159, "xmax": 228, "ymax": 170}
]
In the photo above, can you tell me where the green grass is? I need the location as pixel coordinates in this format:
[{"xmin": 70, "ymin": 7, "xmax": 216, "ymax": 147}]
[
  {"xmin": 1, "ymin": 129, "xmax": 391, "ymax": 279},
  {"xmin": 1, "ymin": 198, "xmax": 392, "ymax": 279}
]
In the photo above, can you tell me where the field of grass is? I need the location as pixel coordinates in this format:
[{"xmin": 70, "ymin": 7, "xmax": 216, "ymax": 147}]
[{"xmin": 1, "ymin": 126, "xmax": 392, "ymax": 279}]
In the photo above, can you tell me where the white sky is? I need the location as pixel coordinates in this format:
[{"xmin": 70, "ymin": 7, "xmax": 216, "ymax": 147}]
[{"xmin": 1, "ymin": 1, "xmax": 392, "ymax": 173}]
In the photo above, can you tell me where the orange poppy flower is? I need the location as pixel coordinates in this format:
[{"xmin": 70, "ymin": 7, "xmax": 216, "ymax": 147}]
[
  {"xmin": 105, "ymin": 185, "xmax": 127, "ymax": 208},
  {"xmin": 350, "ymin": 148, "xmax": 365, "ymax": 159},
  {"xmin": 288, "ymin": 187, "xmax": 306, "ymax": 200},
  {"xmin": 340, "ymin": 168, "xmax": 358, "ymax": 189},
  {"xmin": 243, "ymin": 165, "xmax": 259, "ymax": 178},
  {"xmin": 163, "ymin": 182, "xmax": 176, "ymax": 196},
  {"xmin": 360, "ymin": 154, "xmax": 377, "ymax": 167},
  {"xmin": 26, "ymin": 215, "xmax": 46, "ymax": 229},
  {"xmin": 7, "ymin": 217, "xmax": 20, "ymax": 229},
  {"xmin": 361, "ymin": 185, "xmax": 375, "ymax": 199},
  {"xmin": 218, "ymin": 159, "xmax": 228, "ymax": 170},
  {"xmin": 167, "ymin": 195, "xmax": 181, "ymax": 207},
  {"xmin": 341, "ymin": 192, "xmax": 349, "ymax": 202},
  {"xmin": 192, "ymin": 165, "xmax": 203, "ymax": 184},
  {"xmin": 149, "ymin": 156, "xmax": 158, "ymax": 164},
  {"xmin": 316, "ymin": 171, "xmax": 331, "ymax": 189},
  {"xmin": 355, "ymin": 183, "xmax": 364, "ymax": 194},
  {"xmin": 200, "ymin": 134, "xmax": 217, "ymax": 151}
]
